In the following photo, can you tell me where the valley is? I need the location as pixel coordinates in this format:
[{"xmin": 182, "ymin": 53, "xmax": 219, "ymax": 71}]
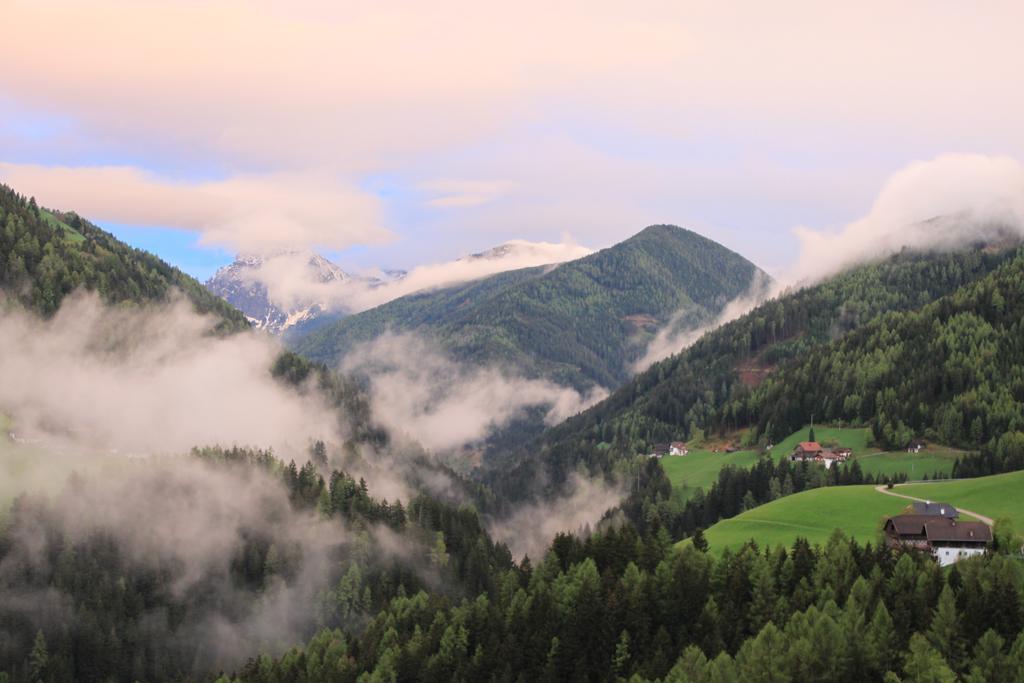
[
  {"xmin": 4, "ymin": 6, "xmax": 1024, "ymax": 679},
  {"xmin": 4, "ymin": 179, "xmax": 1024, "ymax": 681}
]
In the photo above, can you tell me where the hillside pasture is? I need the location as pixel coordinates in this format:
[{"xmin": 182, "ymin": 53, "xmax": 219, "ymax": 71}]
[
  {"xmin": 661, "ymin": 449, "xmax": 760, "ymax": 502},
  {"xmin": 41, "ymin": 209, "xmax": 85, "ymax": 243},
  {"xmin": 897, "ymin": 470, "xmax": 1024, "ymax": 530},
  {"xmin": 854, "ymin": 449, "xmax": 962, "ymax": 479},
  {"xmin": 689, "ymin": 485, "xmax": 910, "ymax": 552}
]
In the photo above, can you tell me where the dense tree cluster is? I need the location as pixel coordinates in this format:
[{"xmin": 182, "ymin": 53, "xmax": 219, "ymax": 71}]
[
  {"xmin": 749, "ymin": 252, "xmax": 1024, "ymax": 449},
  {"xmin": 0, "ymin": 450, "xmax": 512, "ymax": 682},
  {"xmin": 223, "ymin": 529, "xmax": 1024, "ymax": 682},
  {"xmin": 0, "ymin": 184, "xmax": 248, "ymax": 330},
  {"xmin": 952, "ymin": 431, "xmax": 1024, "ymax": 478}
]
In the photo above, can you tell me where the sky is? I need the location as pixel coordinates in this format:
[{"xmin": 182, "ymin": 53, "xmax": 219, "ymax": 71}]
[{"xmin": 2, "ymin": 1, "xmax": 1024, "ymax": 281}]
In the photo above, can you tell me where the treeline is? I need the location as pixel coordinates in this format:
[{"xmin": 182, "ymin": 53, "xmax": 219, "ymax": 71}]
[
  {"xmin": 0, "ymin": 184, "xmax": 248, "ymax": 330},
  {"xmin": 953, "ymin": 431, "xmax": 1024, "ymax": 478},
  {"xmin": 223, "ymin": 528, "xmax": 1024, "ymax": 682},
  {"xmin": 622, "ymin": 455, "xmax": 911, "ymax": 542},
  {"xmin": 0, "ymin": 448, "xmax": 512, "ymax": 682},
  {"xmin": 488, "ymin": 247, "xmax": 1017, "ymax": 506}
]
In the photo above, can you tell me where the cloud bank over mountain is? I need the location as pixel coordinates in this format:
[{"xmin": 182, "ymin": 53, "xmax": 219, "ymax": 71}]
[{"xmin": 793, "ymin": 154, "xmax": 1024, "ymax": 284}]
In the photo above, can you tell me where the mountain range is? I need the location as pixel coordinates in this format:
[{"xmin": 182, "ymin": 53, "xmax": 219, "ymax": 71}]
[
  {"xmin": 204, "ymin": 250, "xmax": 407, "ymax": 336},
  {"xmin": 6, "ymin": 180, "xmax": 1024, "ymax": 682}
]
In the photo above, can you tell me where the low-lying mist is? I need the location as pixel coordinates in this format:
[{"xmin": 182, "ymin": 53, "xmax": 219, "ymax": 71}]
[
  {"xmin": 341, "ymin": 332, "xmax": 608, "ymax": 452},
  {"xmin": 0, "ymin": 453, "xmax": 412, "ymax": 675},
  {"xmin": 0, "ymin": 292, "xmax": 339, "ymax": 457},
  {"xmin": 486, "ymin": 474, "xmax": 625, "ymax": 560},
  {"xmin": 633, "ymin": 271, "xmax": 775, "ymax": 372}
]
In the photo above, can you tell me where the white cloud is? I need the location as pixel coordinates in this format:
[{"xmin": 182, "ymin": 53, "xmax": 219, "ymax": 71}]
[
  {"xmin": 244, "ymin": 238, "xmax": 593, "ymax": 314},
  {"xmin": 792, "ymin": 154, "xmax": 1024, "ymax": 283},
  {"xmin": 420, "ymin": 179, "xmax": 515, "ymax": 208},
  {"xmin": 0, "ymin": 163, "xmax": 391, "ymax": 253}
]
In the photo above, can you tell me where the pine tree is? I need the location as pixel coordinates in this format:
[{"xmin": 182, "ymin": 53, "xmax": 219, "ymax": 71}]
[
  {"xmin": 665, "ymin": 645, "xmax": 709, "ymax": 683},
  {"xmin": 926, "ymin": 585, "xmax": 963, "ymax": 671},
  {"xmin": 611, "ymin": 630, "xmax": 631, "ymax": 677},
  {"xmin": 863, "ymin": 603, "xmax": 895, "ymax": 679},
  {"xmin": 964, "ymin": 629, "xmax": 1008, "ymax": 683},
  {"xmin": 903, "ymin": 633, "xmax": 956, "ymax": 683},
  {"xmin": 28, "ymin": 631, "xmax": 48, "ymax": 683},
  {"xmin": 691, "ymin": 527, "xmax": 709, "ymax": 552}
]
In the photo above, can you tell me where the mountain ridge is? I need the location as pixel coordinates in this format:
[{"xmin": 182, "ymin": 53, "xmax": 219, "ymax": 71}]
[
  {"xmin": 0, "ymin": 184, "xmax": 248, "ymax": 331},
  {"xmin": 485, "ymin": 243, "xmax": 1023, "ymax": 505},
  {"xmin": 294, "ymin": 224, "xmax": 768, "ymax": 392}
]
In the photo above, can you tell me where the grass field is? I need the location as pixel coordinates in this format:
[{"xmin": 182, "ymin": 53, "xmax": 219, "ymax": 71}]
[
  {"xmin": 688, "ymin": 485, "xmax": 912, "ymax": 552},
  {"xmin": 855, "ymin": 449, "xmax": 962, "ymax": 479},
  {"xmin": 688, "ymin": 469, "xmax": 1024, "ymax": 553},
  {"xmin": 898, "ymin": 471, "xmax": 1024, "ymax": 529},
  {"xmin": 768, "ymin": 425, "xmax": 873, "ymax": 461},
  {"xmin": 41, "ymin": 209, "xmax": 85, "ymax": 243},
  {"xmin": 661, "ymin": 449, "xmax": 761, "ymax": 501}
]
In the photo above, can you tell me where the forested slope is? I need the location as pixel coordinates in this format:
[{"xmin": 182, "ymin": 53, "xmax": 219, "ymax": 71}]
[
  {"xmin": 295, "ymin": 225, "xmax": 765, "ymax": 390},
  {"xmin": 230, "ymin": 528, "xmax": 1024, "ymax": 682},
  {"xmin": 748, "ymin": 251, "xmax": 1024, "ymax": 449},
  {"xmin": 487, "ymin": 246, "xmax": 1020, "ymax": 502},
  {"xmin": 0, "ymin": 184, "xmax": 248, "ymax": 331}
]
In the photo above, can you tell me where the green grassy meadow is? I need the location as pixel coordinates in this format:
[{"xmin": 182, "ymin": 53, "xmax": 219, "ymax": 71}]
[
  {"xmin": 854, "ymin": 449, "xmax": 962, "ymax": 479},
  {"xmin": 688, "ymin": 469, "xmax": 1024, "ymax": 554},
  {"xmin": 898, "ymin": 470, "xmax": 1024, "ymax": 529},
  {"xmin": 41, "ymin": 209, "xmax": 85, "ymax": 243},
  {"xmin": 689, "ymin": 485, "xmax": 912, "ymax": 552},
  {"xmin": 660, "ymin": 449, "xmax": 761, "ymax": 502}
]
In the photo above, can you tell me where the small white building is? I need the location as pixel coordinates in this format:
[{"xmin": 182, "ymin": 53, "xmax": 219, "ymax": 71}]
[{"xmin": 669, "ymin": 442, "xmax": 689, "ymax": 456}]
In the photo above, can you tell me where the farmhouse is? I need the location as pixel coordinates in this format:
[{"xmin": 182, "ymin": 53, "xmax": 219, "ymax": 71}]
[
  {"xmin": 884, "ymin": 514, "xmax": 991, "ymax": 566},
  {"xmin": 906, "ymin": 439, "xmax": 926, "ymax": 453},
  {"xmin": 669, "ymin": 442, "xmax": 689, "ymax": 456},
  {"xmin": 817, "ymin": 448, "xmax": 852, "ymax": 469},
  {"xmin": 790, "ymin": 441, "xmax": 823, "ymax": 461}
]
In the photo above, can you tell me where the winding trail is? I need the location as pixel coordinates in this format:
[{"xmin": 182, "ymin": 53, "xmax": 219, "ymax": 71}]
[{"xmin": 874, "ymin": 484, "xmax": 994, "ymax": 526}]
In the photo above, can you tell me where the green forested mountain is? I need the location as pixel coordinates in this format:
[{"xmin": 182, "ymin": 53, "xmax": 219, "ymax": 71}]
[
  {"xmin": 294, "ymin": 225, "xmax": 765, "ymax": 390},
  {"xmin": 748, "ymin": 250, "xmax": 1024, "ymax": 449},
  {"xmin": 0, "ymin": 184, "xmax": 248, "ymax": 331},
  {"xmin": 488, "ymin": 246, "xmax": 1021, "ymax": 502}
]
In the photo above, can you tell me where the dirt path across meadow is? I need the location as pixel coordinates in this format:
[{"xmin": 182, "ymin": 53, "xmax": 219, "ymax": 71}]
[{"xmin": 874, "ymin": 484, "xmax": 994, "ymax": 526}]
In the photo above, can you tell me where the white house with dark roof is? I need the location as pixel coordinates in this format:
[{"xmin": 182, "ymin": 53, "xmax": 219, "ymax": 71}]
[{"xmin": 884, "ymin": 514, "xmax": 991, "ymax": 566}]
